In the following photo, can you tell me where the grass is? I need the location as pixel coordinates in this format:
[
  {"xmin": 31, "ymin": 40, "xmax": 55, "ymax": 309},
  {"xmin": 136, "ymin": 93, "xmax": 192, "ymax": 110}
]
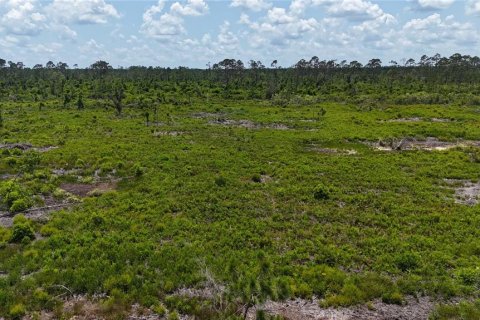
[{"xmin": 0, "ymin": 98, "xmax": 479, "ymax": 318}]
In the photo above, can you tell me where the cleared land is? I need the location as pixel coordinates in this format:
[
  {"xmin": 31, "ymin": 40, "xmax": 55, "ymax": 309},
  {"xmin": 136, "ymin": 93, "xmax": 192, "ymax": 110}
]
[{"xmin": 0, "ymin": 98, "xmax": 479, "ymax": 319}]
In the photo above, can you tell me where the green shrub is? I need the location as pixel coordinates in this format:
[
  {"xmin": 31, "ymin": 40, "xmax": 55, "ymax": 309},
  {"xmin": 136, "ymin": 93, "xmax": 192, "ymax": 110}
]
[
  {"xmin": 152, "ymin": 304, "xmax": 166, "ymax": 316},
  {"xmin": 430, "ymin": 300, "xmax": 480, "ymax": 320},
  {"xmin": 10, "ymin": 215, "xmax": 35, "ymax": 243},
  {"xmin": 252, "ymin": 174, "xmax": 262, "ymax": 183},
  {"xmin": 9, "ymin": 303, "xmax": 26, "ymax": 319},
  {"xmin": 133, "ymin": 163, "xmax": 145, "ymax": 177},
  {"xmin": 313, "ymin": 184, "xmax": 333, "ymax": 200},
  {"xmin": 395, "ymin": 252, "xmax": 420, "ymax": 272},
  {"xmin": 382, "ymin": 291, "xmax": 403, "ymax": 305},
  {"xmin": 215, "ymin": 176, "xmax": 227, "ymax": 187},
  {"xmin": 10, "ymin": 198, "xmax": 30, "ymax": 212},
  {"xmin": 168, "ymin": 310, "xmax": 180, "ymax": 320}
]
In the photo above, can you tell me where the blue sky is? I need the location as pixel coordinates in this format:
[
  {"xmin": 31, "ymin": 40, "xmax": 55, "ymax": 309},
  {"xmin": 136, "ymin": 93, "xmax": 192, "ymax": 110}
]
[{"xmin": 0, "ymin": 0, "xmax": 479, "ymax": 68}]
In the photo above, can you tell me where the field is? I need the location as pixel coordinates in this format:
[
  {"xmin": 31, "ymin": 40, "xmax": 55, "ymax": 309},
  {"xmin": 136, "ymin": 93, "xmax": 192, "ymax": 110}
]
[{"xmin": 0, "ymin": 68, "xmax": 480, "ymax": 319}]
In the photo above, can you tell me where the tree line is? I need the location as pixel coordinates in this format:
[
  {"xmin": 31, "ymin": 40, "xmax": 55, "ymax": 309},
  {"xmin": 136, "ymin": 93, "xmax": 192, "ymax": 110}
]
[{"xmin": 1, "ymin": 53, "xmax": 480, "ymax": 71}]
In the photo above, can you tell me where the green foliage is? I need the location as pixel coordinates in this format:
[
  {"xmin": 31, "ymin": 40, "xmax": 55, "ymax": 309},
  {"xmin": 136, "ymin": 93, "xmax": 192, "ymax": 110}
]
[
  {"xmin": 0, "ymin": 68, "xmax": 479, "ymax": 318},
  {"xmin": 381, "ymin": 291, "xmax": 404, "ymax": 305},
  {"xmin": 430, "ymin": 300, "xmax": 480, "ymax": 320},
  {"xmin": 396, "ymin": 252, "xmax": 420, "ymax": 272},
  {"xmin": 9, "ymin": 303, "xmax": 26, "ymax": 319},
  {"xmin": 214, "ymin": 176, "xmax": 227, "ymax": 187},
  {"xmin": 313, "ymin": 184, "xmax": 333, "ymax": 200},
  {"xmin": 9, "ymin": 215, "xmax": 35, "ymax": 243}
]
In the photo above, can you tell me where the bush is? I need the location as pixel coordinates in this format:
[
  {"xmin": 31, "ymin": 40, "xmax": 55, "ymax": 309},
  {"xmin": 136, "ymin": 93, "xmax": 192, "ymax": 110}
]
[
  {"xmin": 395, "ymin": 252, "xmax": 420, "ymax": 272},
  {"xmin": 10, "ymin": 198, "xmax": 30, "ymax": 213},
  {"xmin": 9, "ymin": 303, "xmax": 26, "ymax": 319},
  {"xmin": 252, "ymin": 174, "xmax": 262, "ymax": 183},
  {"xmin": 133, "ymin": 163, "xmax": 145, "ymax": 177},
  {"xmin": 382, "ymin": 291, "xmax": 403, "ymax": 305},
  {"xmin": 10, "ymin": 215, "xmax": 35, "ymax": 243},
  {"xmin": 215, "ymin": 176, "xmax": 226, "ymax": 187},
  {"xmin": 313, "ymin": 184, "xmax": 333, "ymax": 200}
]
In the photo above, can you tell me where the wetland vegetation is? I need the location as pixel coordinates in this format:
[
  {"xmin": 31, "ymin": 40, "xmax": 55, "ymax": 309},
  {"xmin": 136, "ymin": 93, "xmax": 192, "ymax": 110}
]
[{"xmin": 0, "ymin": 55, "xmax": 479, "ymax": 319}]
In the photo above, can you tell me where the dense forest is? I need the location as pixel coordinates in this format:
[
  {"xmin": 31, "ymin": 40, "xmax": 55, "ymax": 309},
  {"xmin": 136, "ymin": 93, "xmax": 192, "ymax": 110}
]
[
  {"xmin": 0, "ymin": 52, "xmax": 479, "ymax": 319},
  {"xmin": 2, "ymin": 53, "xmax": 480, "ymax": 110}
]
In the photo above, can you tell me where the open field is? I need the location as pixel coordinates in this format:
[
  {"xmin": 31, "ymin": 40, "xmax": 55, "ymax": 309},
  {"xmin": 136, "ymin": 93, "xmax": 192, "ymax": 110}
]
[{"xmin": 0, "ymin": 90, "xmax": 479, "ymax": 319}]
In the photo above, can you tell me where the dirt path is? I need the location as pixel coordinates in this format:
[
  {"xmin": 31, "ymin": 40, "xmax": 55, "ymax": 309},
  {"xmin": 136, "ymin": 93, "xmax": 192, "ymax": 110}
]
[{"xmin": 249, "ymin": 296, "xmax": 434, "ymax": 320}]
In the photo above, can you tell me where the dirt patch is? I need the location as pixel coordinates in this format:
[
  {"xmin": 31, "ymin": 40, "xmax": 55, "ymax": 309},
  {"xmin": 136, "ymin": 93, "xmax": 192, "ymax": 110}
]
[
  {"xmin": 386, "ymin": 117, "xmax": 423, "ymax": 123},
  {"xmin": 209, "ymin": 119, "xmax": 290, "ymax": 130},
  {"xmin": 0, "ymin": 196, "xmax": 75, "ymax": 227},
  {"xmin": 0, "ymin": 143, "xmax": 33, "ymax": 150},
  {"xmin": 0, "ymin": 143, "xmax": 58, "ymax": 152},
  {"xmin": 309, "ymin": 147, "xmax": 358, "ymax": 155},
  {"xmin": 431, "ymin": 118, "xmax": 454, "ymax": 123},
  {"xmin": 192, "ymin": 112, "xmax": 226, "ymax": 119},
  {"xmin": 248, "ymin": 296, "xmax": 434, "ymax": 320},
  {"xmin": 383, "ymin": 118, "xmax": 454, "ymax": 123},
  {"xmin": 153, "ymin": 131, "xmax": 184, "ymax": 137},
  {"xmin": 145, "ymin": 121, "xmax": 165, "ymax": 126},
  {"xmin": 26, "ymin": 295, "xmax": 188, "ymax": 320},
  {"xmin": 367, "ymin": 137, "xmax": 480, "ymax": 151},
  {"xmin": 60, "ymin": 181, "xmax": 117, "ymax": 198},
  {"xmin": 444, "ymin": 179, "xmax": 480, "ymax": 206}
]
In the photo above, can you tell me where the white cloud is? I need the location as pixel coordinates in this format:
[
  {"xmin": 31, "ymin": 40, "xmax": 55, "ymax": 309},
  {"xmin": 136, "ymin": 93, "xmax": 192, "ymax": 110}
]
[
  {"xmin": 47, "ymin": 0, "xmax": 119, "ymax": 24},
  {"xmin": 267, "ymin": 8, "xmax": 295, "ymax": 24},
  {"xmin": 0, "ymin": 0, "xmax": 45, "ymax": 36},
  {"xmin": 402, "ymin": 14, "xmax": 477, "ymax": 46},
  {"xmin": 466, "ymin": 0, "xmax": 480, "ymax": 15},
  {"xmin": 417, "ymin": 0, "xmax": 455, "ymax": 10},
  {"xmin": 171, "ymin": 0, "xmax": 208, "ymax": 16},
  {"xmin": 141, "ymin": 0, "xmax": 209, "ymax": 38},
  {"xmin": 326, "ymin": 0, "xmax": 395, "ymax": 22},
  {"xmin": 230, "ymin": 0, "xmax": 271, "ymax": 12}
]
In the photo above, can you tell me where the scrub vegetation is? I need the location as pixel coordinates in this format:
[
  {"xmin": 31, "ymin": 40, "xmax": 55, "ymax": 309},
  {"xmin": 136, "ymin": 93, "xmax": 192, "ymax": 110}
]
[{"xmin": 0, "ymin": 55, "xmax": 479, "ymax": 319}]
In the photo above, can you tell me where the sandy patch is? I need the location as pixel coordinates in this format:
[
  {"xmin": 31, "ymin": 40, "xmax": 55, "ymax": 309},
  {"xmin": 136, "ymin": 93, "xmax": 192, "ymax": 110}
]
[
  {"xmin": 60, "ymin": 181, "xmax": 117, "ymax": 198},
  {"xmin": 209, "ymin": 119, "xmax": 290, "ymax": 130},
  {"xmin": 0, "ymin": 196, "xmax": 76, "ymax": 227},
  {"xmin": 248, "ymin": 296, "xmax": 434, "ymax": 320},
  {"xmin": 367, "ymin": 138, "xmax": 480, "ymax": 152},
  {"xmin": 308, "ymin": 146, "xmax": 358, "ymax": 155},
  {"xmin": 444, "ymin": 179, "xmax": 480, "ymax": 206},
  {"xmin": 382, "ymin": 118, "xmax": 454, "ymax": 123},
  {"xmin": 153, "ymin": 131, "xmax": 184, "ymax": 137},
  {"xmin": 0, "ymin": 143, "xmax": 58, "ymax": 152}
]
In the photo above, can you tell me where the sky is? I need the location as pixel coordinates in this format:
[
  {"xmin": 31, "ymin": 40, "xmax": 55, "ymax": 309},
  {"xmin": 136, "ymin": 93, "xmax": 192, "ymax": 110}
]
[{"xmin": 0, "ymin": 0, "xmax": 479, "ymax": 68}]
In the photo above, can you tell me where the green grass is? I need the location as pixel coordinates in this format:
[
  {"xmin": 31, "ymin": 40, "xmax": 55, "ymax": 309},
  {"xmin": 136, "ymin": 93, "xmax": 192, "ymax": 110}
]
[{"xmin": 0, "ymin": 99, "xmax": 479, "ymax": 318}]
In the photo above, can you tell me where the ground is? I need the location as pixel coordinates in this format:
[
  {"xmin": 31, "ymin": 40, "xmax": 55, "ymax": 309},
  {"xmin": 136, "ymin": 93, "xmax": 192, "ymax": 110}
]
[{"xmin": 0, "ymin": 100, "xmax": 479, "ymax": 319}]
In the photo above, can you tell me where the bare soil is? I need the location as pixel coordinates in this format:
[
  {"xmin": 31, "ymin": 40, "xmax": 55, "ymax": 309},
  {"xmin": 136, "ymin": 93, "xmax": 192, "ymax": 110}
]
[
  {"xmin": 0, "ymin": 143, "xmax": 58, "ymax": 152},
  {"xmin": 60, "ymin": 181, "xmax": 117, "ymax": 198},
  {"xmin": 153, "ymin": 131, "xmax": 184, "ymax": 137},
  {"xmin": 192, "ymin": 112, "xmax": 226, "ymax": 119},
  {"xmin": 309, "ymin": 147, "xmax": 358, "ymax": 155},
  {"xmin": 382, "ymin": 118, "xmax": 454, "ymax": 123},
  {"xmin": 444, "ymin": 179, "xmax": 480, "ymax": 206},
  {"xmin": 208, "ymin": 118, "xmax": 290, "ymax": 130},
  {"xmin": 248, "ymin": 296, "xmax": 435, "ymax": 320},
  {"xmin": 0, "ymin": 196, "xmax": 75, "ymax": 227},
  {"xmin": 368, "ymin": 137, "xmax": 480, "ymax": 151}
]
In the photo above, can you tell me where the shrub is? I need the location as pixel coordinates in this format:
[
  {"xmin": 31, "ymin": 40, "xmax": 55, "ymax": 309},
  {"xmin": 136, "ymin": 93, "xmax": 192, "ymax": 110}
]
[
  {"xmin": 313, "ymin": 184, "xmax": 333, "ymax": 200},
  {"xmin": 10, "ymin": 215, "xmax": 35, "ymax": 243},
  {"xmin": 395, "ymin": 252, "xmax": 420, "ymax": 272},
  {"xmin": 9, "ymin": 303, "xmax": 26, "ymax": 319},
  {"xmin": 382, "ymin": 291, "xmax": 404, "ymax": 305},
  {"xmin": 252, "ymin": 174, "xmax": 262, "ymax": 183},
  {"xmin": 215, "ymin": 176, "xmax": 226, "ymax": 187},
  {"xmin": 10, "ymin": 198, "xmax": 30, "ymax": 213},
  {"xmin": 168, "ymin": 310, "xmax": 180, "ymax": 320},
  {"xmin": 133, "ymin": 163, "xmax": 145, "ymax": 177}
]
